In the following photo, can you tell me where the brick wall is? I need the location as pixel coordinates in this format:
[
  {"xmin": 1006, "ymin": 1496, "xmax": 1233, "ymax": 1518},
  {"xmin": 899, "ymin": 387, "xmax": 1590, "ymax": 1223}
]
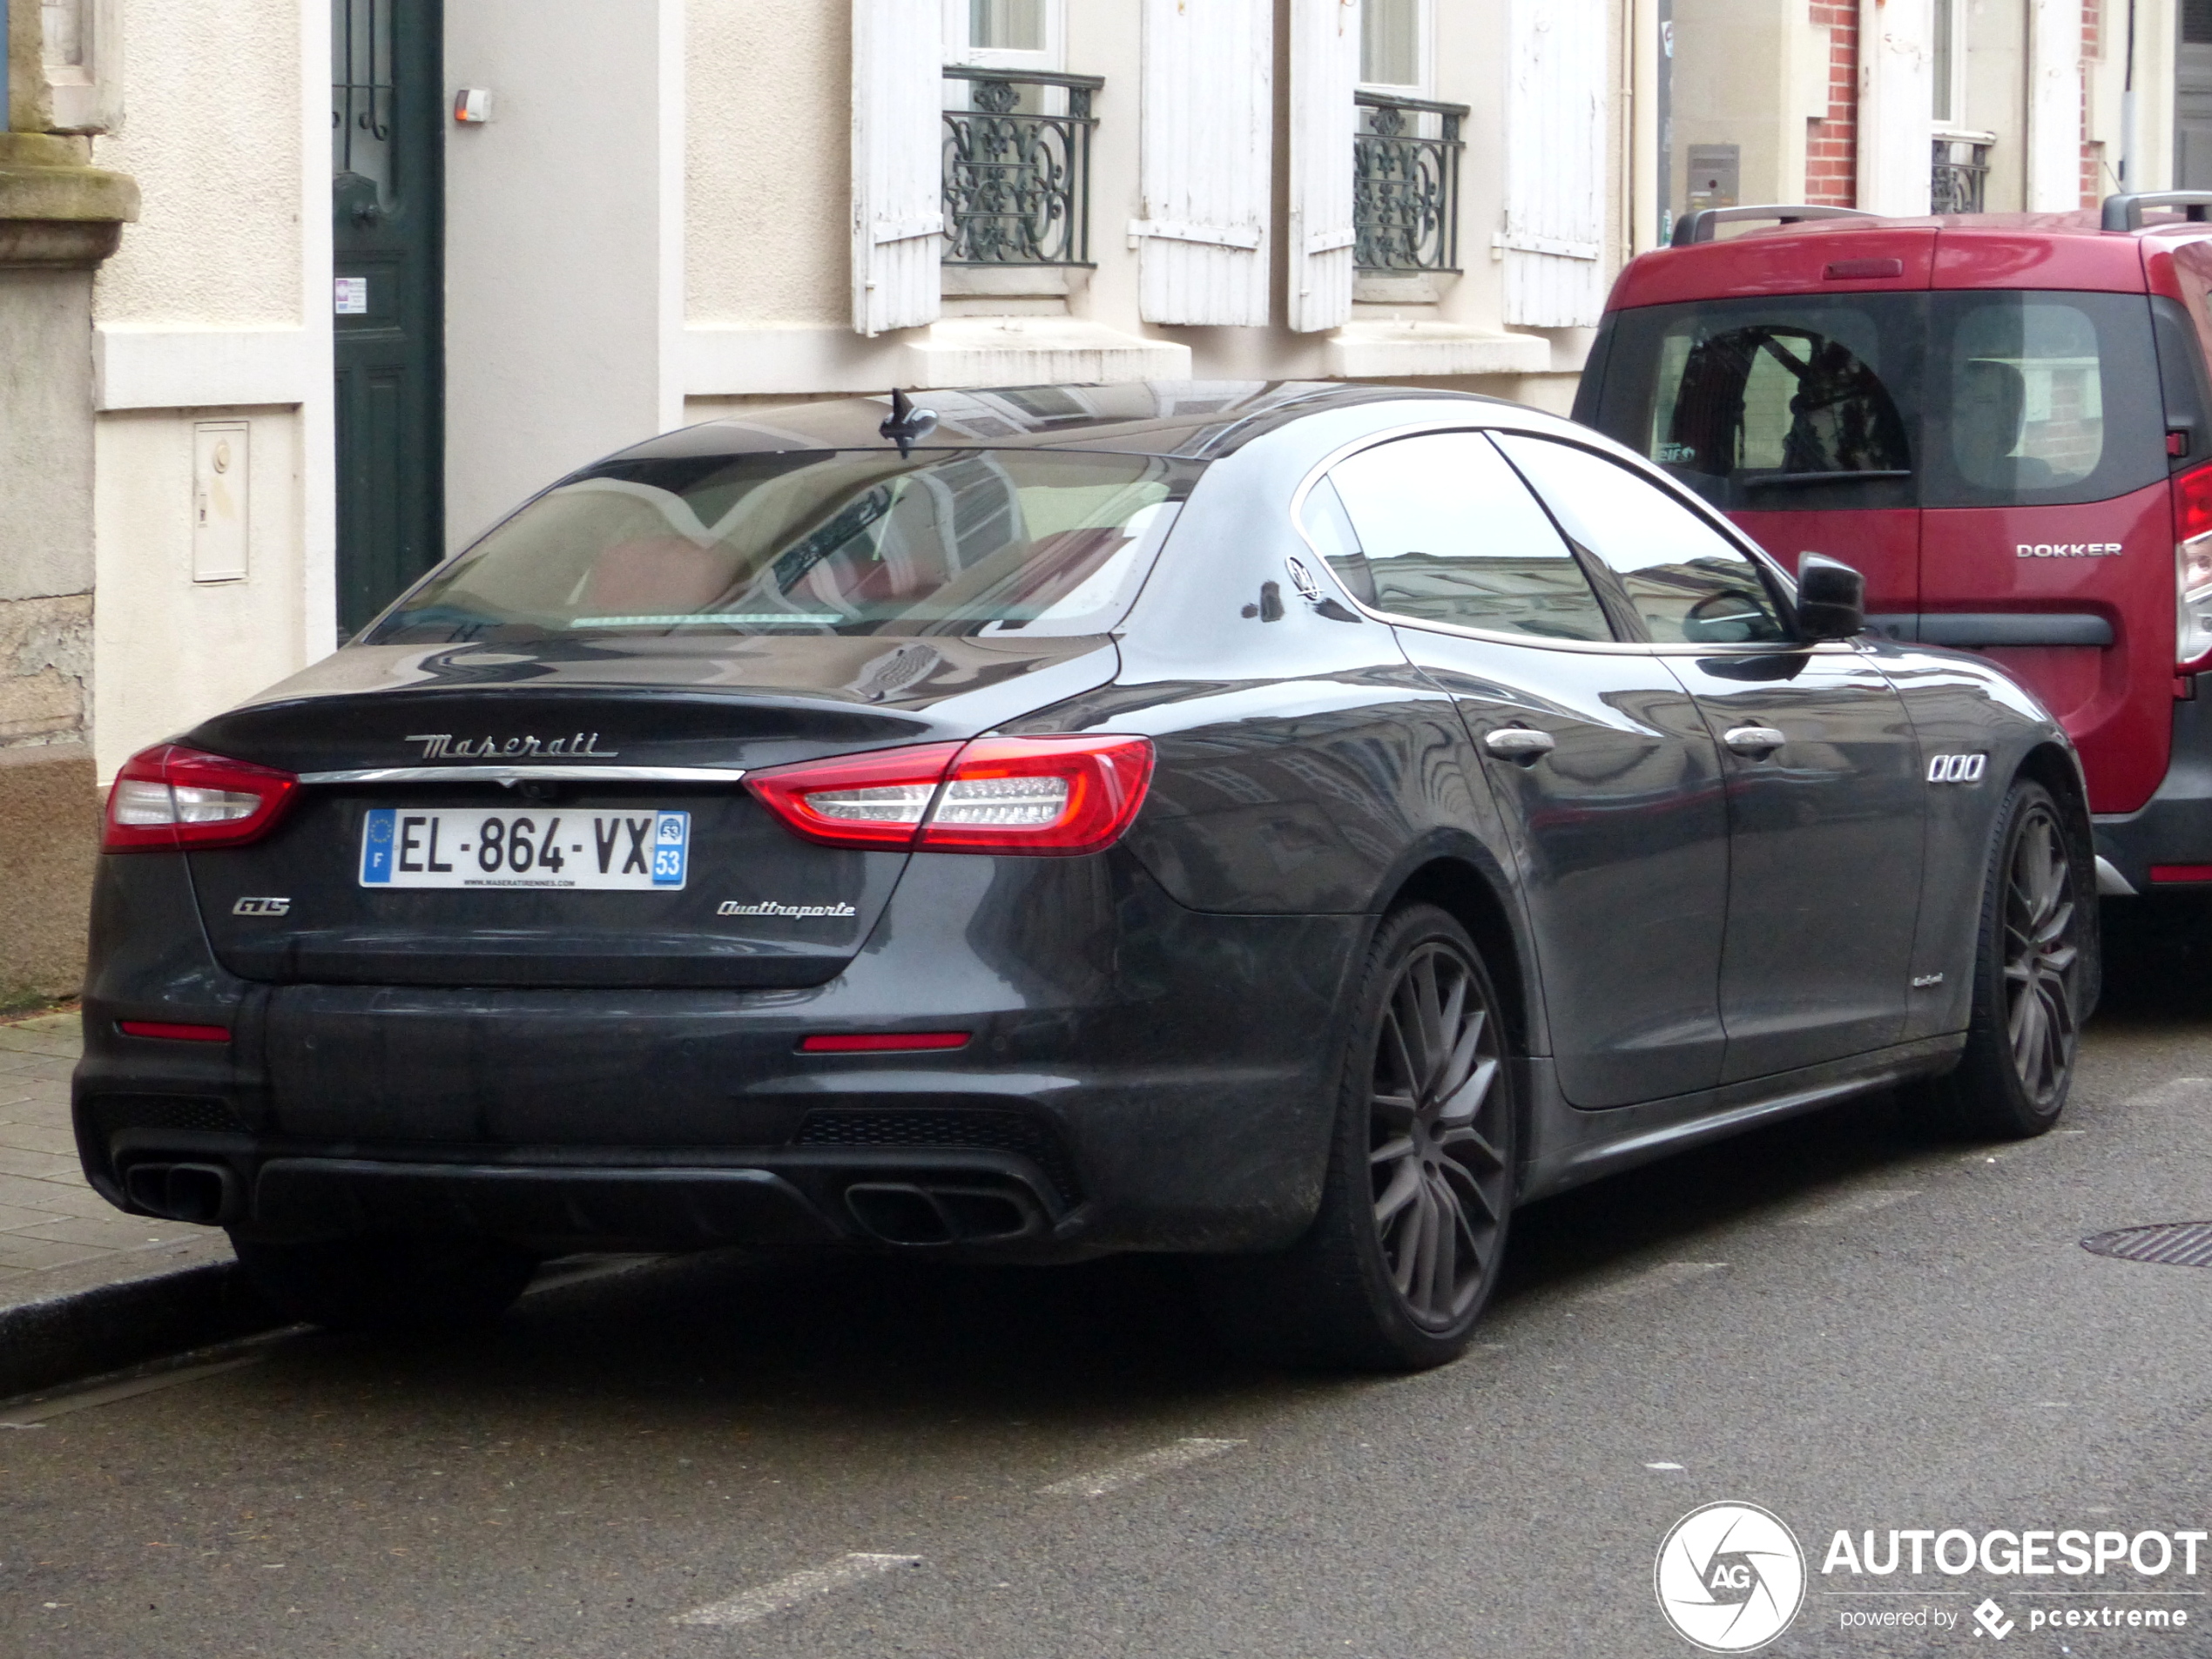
[
  {"xmin": 2081, "ymin": 0, "xmax": 2103, "ymax": 206},
  {"xmin": 1808, "ymin": 0, "xmax": 1859, "ymax": 205}
]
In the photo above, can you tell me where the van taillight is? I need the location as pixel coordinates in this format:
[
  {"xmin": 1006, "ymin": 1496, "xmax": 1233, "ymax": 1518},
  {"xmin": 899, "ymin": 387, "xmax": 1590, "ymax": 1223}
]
[
  {"xmin": 2177, "ymin": 463, "xmax": 2212, "ymax": 669},
  {"xmin": 103, "ymin": 744, "xmax": 300, "ymax": 852},
  {"xmin": 747, "ymin": 736, "xmax": 1155, "ymax": 856}
]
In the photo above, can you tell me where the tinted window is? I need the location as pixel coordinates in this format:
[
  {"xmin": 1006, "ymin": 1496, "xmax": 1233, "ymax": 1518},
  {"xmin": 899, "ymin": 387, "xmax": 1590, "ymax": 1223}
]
[
  {"xmin": 1322, "ymin": 432, "xmax": 1615, "ymax": 642},
  {"xmin": 1494, "ymin": 435, "xmax": 1791, "ymax": 646},
  {"xmin": 1593, "ymin": 295, "xmax": 1921, "ymax": 512},
  {"xmin": 368, "ymin": 449, "xmax": 1201, "ymax": 644},
  {"xmin": 1923, "ymin": 291, "xmax": 2165, "ymax": 507},
  {"xmin": 1588, "ymin": 291, "xmax": 2168, "ymax": 510}
]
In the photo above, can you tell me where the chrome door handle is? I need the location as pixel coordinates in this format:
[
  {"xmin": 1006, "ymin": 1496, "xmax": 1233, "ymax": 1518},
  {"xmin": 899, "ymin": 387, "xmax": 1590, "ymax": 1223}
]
[
  {"xmin": 1723, "ymin": 725, "xmax": 1787, "ymax": 756},
  {"xmin": 1484, "ymin": 726, "xmax": 1557, "ymax": 760}
]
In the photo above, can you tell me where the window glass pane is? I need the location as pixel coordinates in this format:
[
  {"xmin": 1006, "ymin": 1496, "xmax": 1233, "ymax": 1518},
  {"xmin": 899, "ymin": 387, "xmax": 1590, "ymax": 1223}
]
[
  {"xmin": 1590, "ymin": 294, "xmax": 1921, "ymax": 513},
  {"xmin": 1494, "ymin": 435, "xmax": 1791, "ymax": 646},
  {"xmin": 368, "ymin": 449, "xmax": 1197, "ymax": 644},
  {"xmin": 1945, "ymin": 300, "xmax": 2105, "ymax": 490},
  {"xmin": 971, "ymin": 0, "xmax": 1044, "ymax": 51},
  {"xmin": 1325, "ymin": 433, "xmax": 1614, "ymax": 642},
  {"xmin": 1298, "ymin": 477, "xmax": 1377, "ymax": 605},
  {"xmin": 1361, "ymin": 0, "xmax": 1420, "ymax": 85}
]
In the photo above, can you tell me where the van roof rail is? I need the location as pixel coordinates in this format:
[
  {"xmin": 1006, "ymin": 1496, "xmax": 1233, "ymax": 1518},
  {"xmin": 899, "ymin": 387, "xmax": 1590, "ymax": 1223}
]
[
  {"xmin": 2101, "ymin": 190, "xmax": 2212, "ymax": 231},
  {"xmin": 1669, "ymin": 205, "xmax": 1877, "ymax": 248}
]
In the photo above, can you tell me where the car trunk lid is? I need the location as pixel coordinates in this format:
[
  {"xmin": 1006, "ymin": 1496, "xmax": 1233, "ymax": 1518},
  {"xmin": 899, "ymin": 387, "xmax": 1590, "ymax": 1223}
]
[{"xmin": 178, "ymin": 635, "xmax": 1116, "ymax": 988}]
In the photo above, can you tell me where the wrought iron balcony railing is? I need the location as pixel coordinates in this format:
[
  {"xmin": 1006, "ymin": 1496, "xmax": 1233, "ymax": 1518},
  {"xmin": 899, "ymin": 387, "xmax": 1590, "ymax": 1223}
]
[
  {"xmin": 1932, "ymin": 133, "xmax": 1993, "ymax": 214},
  {"xmin": 1354, "ymin": 91, "xmax": 1468, "ymax": 273},
  {"xmin": 942, "ymin": 67, "xmax": 1102, "ymax": 267}
]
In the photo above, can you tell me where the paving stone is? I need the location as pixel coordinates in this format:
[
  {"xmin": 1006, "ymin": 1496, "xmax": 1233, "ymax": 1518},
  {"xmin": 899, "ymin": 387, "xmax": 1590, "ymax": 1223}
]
[
  {"xmin": 0, "ymin": 1237, "xmax": 109, "ymax": 1271},
  {"xmin": 0, "ymin": 1146, "xmax": 80, "ymax": 1180},
  {"xmin": 0, "ymin": 1123, "xmax": 79, "ymax": 1157}
]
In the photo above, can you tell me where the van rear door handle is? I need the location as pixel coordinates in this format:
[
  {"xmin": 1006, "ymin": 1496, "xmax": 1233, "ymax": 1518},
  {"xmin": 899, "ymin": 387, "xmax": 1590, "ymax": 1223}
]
[
  {"xmin": 1723, "ymin": 725, "xmax": 1787, "ymax": 756},
  {"xmin": 1484, "ymin": 727, "xmax": 1557, "ymax": 761}
]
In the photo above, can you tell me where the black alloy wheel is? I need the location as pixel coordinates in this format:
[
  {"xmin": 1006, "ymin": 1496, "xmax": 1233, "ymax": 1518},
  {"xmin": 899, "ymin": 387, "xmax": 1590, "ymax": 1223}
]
[
  {"xmin": 1914, "ymin": 779, "xmax": 2084, "ymax": 1138},
  {"xmin": 2001, "ymin": 795, "xmax": 2080, "ymax": 1111},
  {"xmin": 1368, "ymin": 936, "xmax": 1511, "ymax": 1329},
  {"xmin": 1199, "ymin": 905, "xmax": 1515, "ymax": 1371}
]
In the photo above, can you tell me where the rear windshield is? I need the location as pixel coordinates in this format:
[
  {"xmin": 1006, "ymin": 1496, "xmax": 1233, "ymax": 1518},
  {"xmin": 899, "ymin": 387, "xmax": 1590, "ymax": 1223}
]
[
  {"xmin": 1585, "ymin": 290, "xmax": 2164, "ymax": 511},
  {"xmin": 367, "ymin": 448, "xmax": 1203, "ymax": 645}
]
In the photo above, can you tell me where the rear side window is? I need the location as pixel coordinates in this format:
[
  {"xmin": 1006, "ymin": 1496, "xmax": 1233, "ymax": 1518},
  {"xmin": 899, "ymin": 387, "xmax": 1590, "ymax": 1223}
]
[
  {"xmin": 1922, "ymin": 291, "xmax": 2165, "ymax": 508},
  {"xmin": 1592, "ymin": 295, "xmax": 1921, "ymax": 512},
  {"xmin": 1320, "ymin": 432, "xmax": 1615, "ymax": 643},
  {"xmin": 1494, "ymin": 435, "xmax": 1791, "ymax": 646},
  {"xmin": 1588, "ymin": 290, "xmax": 2167, "ymax": 511}
]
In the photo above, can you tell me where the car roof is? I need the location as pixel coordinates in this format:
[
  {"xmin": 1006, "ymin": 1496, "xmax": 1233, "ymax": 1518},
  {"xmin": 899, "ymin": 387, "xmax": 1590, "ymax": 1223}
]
[
  {"xmin": 1607, "ymin": 209, "xmax": 2212, "ymax": 309},
  {"xmin": 596, "ymin": 381, "xmax": 1514, "ymax": 468}
]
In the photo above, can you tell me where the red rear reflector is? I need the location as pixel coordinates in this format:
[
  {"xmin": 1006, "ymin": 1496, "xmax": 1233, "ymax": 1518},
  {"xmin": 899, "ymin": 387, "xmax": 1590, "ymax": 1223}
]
[
  {"xmin": 797, "ymin": 1032, "xmax": 971, "ymax": 1053},
  {"xmin": 2149, "ymin": 865, "xmax": 2212, "ymax": 884},
  {"xmin": 748, "ymin": 735, "xmax": 1154, "ymax": 856},
  {"xmin": 1824, "ymin": 258, "xmax": 1903, "ymax": 280},
  {"xmin": 118, "ymin": 1021, "xmax": 232, "ymax": 1042},
  {"xmin": 104, "ymin": 744, "xmax": 300, "ymax": 852}
]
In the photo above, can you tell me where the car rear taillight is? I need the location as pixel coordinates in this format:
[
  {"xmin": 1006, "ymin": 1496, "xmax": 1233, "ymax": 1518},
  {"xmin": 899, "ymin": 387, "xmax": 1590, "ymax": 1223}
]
[
  {"xmin": 2176, "ymin": 463, "xmax": 2212, "ymax": 669},
  {"xmin": 103, "ymin": 744, "xmax": 300, "ymax": 852},
  {"xmin": 747, "ymin": 736, "xmax": 1154, "ymax": 856}
]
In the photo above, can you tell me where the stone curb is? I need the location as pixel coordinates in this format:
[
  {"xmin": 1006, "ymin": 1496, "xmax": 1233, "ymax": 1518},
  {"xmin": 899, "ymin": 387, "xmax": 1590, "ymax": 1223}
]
[{"xmin": 0, "ymin": 1250, "xmax": 282, "ymax": 1400}]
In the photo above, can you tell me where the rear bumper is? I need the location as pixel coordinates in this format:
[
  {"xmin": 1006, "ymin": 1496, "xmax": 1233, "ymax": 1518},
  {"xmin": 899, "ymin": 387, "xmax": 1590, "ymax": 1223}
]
[
  {"xmin": 74, "ymin": 853, "xmax": 1365, "ymax": 1255},
  {"xmin": 2094, "ymin": 677, "xmax": 2212, "ymax": 892}
]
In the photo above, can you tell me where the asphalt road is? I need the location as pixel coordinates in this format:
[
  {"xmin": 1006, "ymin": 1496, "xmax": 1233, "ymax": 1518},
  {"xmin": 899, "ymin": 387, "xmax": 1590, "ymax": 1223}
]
[{"xmin": 8, "ymin": 904, "xmax": 2212, "ymax": 1659}]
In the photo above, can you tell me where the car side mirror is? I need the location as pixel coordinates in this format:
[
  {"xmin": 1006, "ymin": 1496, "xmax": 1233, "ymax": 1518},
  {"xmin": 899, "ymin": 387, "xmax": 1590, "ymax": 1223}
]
[{"xmin": 1795, "ymin": 553, "xmax": 1865, "ymax": 641}]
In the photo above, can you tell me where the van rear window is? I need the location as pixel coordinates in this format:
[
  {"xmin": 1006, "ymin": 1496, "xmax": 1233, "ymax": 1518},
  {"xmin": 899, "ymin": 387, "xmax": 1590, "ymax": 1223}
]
[{"xmin": 1587, "ymin": 290, "xmax": 2164, "ymax": 511}]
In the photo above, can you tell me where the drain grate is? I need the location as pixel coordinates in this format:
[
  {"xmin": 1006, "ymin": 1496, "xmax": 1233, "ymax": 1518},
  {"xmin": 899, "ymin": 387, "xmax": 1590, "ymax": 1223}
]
[{"xmin": 2081, "ymin": 1223, "xmax": 2212, "ymax": 1268}]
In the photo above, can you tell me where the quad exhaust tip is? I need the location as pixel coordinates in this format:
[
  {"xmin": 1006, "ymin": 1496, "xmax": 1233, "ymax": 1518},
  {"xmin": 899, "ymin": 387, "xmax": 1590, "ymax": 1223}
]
[
  {"xmin": 843, "ymin": 1181, "xmax": 1043, "ymax": 1246},
  {"xmin": 122, "ymin": 1161, "xmax": 239, "ymax": 1225}
]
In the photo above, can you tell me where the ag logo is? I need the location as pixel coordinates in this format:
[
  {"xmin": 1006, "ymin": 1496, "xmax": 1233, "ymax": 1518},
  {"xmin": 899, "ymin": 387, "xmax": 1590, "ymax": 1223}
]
[
  {"xmin": 1926, "ymin": 752, "xmax": 1988, "ymax": 785},
  {"xmin": 1655, "ymin": 1501, "xmax": 1805, "ymax": 1652}
]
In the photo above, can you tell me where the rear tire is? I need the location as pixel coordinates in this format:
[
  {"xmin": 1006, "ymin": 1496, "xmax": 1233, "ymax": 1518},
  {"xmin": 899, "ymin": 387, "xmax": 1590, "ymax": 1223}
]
[
  {"xmin": 1912, "ymin": 779, "xmax": 2085, "ymax": 1139},
  {"xmin": 1202, "ymin": 905, "xmax": 1515, "ymax": 1371},
  {"xmin": 231, "ymin": 1232, "xmax": 539, "ymax": 1333}
]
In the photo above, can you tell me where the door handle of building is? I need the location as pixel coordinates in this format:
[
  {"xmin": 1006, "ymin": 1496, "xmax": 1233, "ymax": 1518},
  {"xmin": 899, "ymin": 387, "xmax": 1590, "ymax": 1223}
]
[
  {"xmin": 1484, "ymin": 726, "xmax": 1557, "ymax": 762},
  {"xmin": 1723, "ymin": 725, "xmax": 1787, "ymax": 756}
]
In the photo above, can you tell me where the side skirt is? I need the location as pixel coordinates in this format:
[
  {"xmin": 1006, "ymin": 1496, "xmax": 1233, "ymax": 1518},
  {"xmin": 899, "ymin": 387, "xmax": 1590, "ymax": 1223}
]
[{"xmin": 1515, "ymin": 1033, "xmax": 1966, "ymax": 1204}]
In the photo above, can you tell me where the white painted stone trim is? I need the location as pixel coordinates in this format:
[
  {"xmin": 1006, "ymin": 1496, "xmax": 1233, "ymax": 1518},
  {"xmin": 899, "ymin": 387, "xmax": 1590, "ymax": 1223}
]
[
  {"xmin": 684, "ymin": 320, "xmax": 1189, "ymax": 398},
  {"xmin": 1323, "ymin": 320, "xmax": 1551, "ymax": 380},
  {"xmin": 93, "ymin": 327, "xmax": 318, "ymax": 412}
]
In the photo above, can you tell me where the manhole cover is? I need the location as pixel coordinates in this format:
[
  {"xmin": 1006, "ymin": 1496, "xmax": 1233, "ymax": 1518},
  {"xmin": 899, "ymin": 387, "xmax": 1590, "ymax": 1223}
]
[{"xmin": 2081, "ymin": 1223, "xmax": 2212, "ymax": 1267}]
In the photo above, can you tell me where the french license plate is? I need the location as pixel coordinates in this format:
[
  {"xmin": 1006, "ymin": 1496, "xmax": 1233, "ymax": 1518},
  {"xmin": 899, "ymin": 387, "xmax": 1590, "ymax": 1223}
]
[{"xmin": 359, "ymin": 807, "xmax": 690, "ymax": 890}]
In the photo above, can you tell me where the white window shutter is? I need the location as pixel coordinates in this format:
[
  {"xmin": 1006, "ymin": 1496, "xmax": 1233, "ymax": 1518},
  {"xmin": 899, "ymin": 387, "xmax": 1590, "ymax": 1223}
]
[
  {"xmin": 1502, "ymin": 0, "xmax": 1607, "ymax": 329},
  {"xmin": 1134, "ymin": 0, "xmax": 1274, "ymax": 327},
  {"xmin": 1288, "ymin": 0, "xmax": 1359, "ymax": 334},
  {"xmin": 852, "ymin": 0, "xmax": 946, "ymax": 337}
]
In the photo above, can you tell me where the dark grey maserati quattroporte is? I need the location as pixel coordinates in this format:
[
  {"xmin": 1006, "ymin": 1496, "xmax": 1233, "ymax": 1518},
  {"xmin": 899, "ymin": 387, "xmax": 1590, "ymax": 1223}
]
[{"xmin": 75, "ymin": 382, "xmax": 2094, "ymax": 1368}]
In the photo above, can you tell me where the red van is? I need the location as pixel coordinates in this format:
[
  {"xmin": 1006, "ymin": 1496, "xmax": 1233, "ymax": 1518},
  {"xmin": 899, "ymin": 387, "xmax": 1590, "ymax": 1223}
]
[{"xmin": 1571, "ymin": 193, "xmax": 2212, "ymax": 900}]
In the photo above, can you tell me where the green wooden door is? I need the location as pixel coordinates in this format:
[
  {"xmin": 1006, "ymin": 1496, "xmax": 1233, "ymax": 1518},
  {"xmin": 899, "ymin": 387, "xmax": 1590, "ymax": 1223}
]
[{"xmin": 332, "ymin": 0, "xmax": 444, "ymax": 637}]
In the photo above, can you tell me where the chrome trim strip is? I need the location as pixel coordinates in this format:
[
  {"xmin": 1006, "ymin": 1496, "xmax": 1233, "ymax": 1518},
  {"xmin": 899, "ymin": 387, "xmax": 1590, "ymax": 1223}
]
[
  {"xmin": 2095, "ymin": 855, "xmax": 2137, "ymax": 897},
  {"xmin": 297, "ymin": 765, "xmax": 748, "ymax": 786}
]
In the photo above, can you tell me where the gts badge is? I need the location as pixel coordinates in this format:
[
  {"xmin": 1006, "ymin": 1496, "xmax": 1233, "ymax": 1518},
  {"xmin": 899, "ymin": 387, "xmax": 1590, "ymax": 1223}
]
[
  {"xmin": 1925, "ymin": 752, "xmax": 1988, "ymax": 785},
  {"xmin": 233, "ymin": 896, "xmax": 292, "ymax": 917}
]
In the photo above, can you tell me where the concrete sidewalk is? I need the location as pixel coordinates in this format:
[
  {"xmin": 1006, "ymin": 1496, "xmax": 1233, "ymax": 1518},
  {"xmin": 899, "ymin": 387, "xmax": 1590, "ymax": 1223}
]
[{"xmin": 0, "ymin": 1008, "xmax": 270, "ymax": 1397}]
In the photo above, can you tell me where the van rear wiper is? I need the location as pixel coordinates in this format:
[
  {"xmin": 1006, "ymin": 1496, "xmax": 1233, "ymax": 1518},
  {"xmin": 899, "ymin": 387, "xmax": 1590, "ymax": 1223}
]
[{"xmin": 1740, "ymin": 469, "xmax": 1912, "ymax": 489}]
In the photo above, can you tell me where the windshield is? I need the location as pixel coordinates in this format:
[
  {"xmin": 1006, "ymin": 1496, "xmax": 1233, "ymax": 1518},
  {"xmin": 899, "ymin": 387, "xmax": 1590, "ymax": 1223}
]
[{"xmin": 367, "ymin": 448, "xmax": 1203, "ymax": 645}]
